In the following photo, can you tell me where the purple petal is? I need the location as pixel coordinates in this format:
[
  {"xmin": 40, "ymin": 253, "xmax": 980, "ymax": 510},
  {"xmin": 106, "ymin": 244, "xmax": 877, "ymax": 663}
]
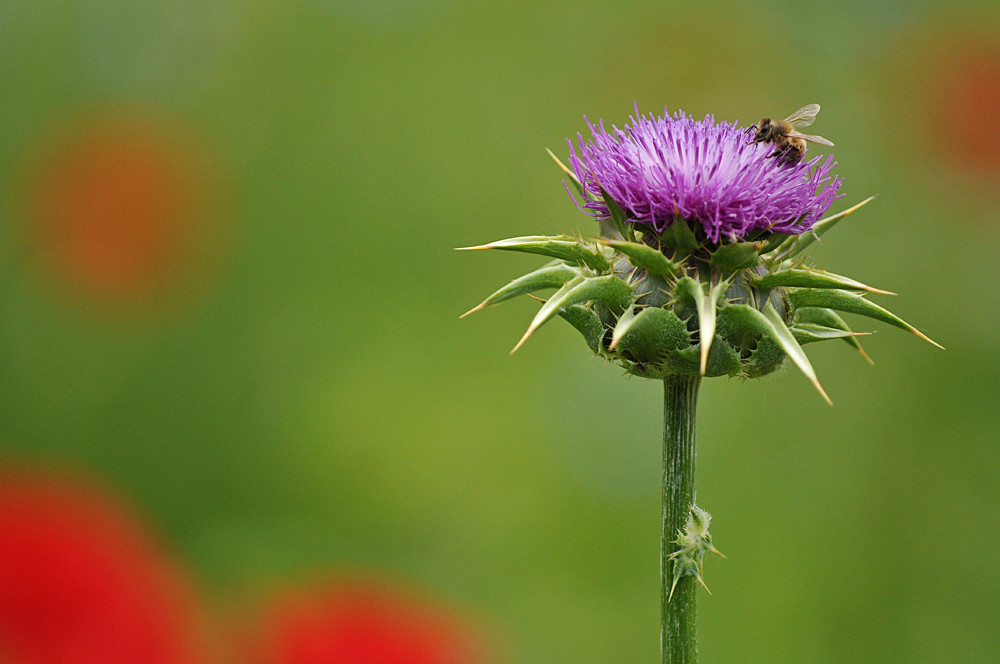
[{"xmin": 567, "ymin": 109, "xmax": 843, "ymax": 243}]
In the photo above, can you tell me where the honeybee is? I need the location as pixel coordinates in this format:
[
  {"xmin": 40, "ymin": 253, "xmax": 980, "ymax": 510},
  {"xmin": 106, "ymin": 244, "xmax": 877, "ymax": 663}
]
[{"xmin": 748, "ymin": 104, "xmax": 834, "ymax": 164}]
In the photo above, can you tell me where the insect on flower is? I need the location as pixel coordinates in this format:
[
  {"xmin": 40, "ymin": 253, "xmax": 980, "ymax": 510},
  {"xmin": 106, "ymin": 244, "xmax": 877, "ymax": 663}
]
[{"xmin": 748, "ymin": 104, "xmax": 834, "ymax": 165}]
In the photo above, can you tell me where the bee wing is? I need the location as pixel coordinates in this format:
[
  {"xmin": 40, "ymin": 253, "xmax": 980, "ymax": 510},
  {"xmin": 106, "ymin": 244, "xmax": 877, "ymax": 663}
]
[
  {"xmin": 783, "ymin": 104, "xmax": 820, "ymax": 128},
  {"xmin": 788, "ymin": 131, "xmax": 834, "ymax": 146}
]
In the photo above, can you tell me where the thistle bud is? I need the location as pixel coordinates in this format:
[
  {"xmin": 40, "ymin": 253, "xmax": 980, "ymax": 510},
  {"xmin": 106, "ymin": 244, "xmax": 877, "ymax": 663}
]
[
  {"xmin": 667, "ymin": 505, "xmax": 725, "ymax": 601},
  {"xmin": 459, "ymin": 108, "xmax": 942, "ymax": 403}
]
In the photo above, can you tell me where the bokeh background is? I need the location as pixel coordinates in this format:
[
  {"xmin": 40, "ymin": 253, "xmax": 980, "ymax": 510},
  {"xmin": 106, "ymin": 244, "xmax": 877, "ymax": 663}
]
[{"xmin": 1, "ymin": 1, "xmax": 999, "ymax": 663}]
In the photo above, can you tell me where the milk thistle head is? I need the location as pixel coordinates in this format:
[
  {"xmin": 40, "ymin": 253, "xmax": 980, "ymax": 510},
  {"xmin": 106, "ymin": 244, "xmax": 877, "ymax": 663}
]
[
  {"xmin": 459, "ymin": 106, "xmax": 942, "ymax": 403},
  {"xmin": 459, "ymin": 105, "xmax": 943, "ymax": 663}
]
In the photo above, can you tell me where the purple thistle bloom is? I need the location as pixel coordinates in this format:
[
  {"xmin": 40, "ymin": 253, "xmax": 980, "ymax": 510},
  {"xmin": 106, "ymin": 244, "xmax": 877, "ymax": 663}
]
[{"xmin": 567, "ymin": 108, "xmax": 844, "ymax": 243}]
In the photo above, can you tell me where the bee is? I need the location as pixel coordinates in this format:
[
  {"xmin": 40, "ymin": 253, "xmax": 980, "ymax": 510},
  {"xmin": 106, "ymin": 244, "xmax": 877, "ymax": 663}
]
[{"xmin": 748, "ymin": 104, "xmax": 834, "ymax": 165}]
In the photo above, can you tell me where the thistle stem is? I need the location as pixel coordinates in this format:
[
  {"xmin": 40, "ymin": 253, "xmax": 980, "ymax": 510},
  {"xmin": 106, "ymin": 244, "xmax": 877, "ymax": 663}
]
[{"xmin": 662, "ymin": 374, "xmax": 701, "ymax": 664}]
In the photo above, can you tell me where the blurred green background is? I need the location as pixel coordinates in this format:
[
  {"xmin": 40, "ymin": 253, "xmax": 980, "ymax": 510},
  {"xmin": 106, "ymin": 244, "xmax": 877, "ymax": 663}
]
[{"xmin": 2, "ymin": 0, "xmax": 999, "ymax": 662}]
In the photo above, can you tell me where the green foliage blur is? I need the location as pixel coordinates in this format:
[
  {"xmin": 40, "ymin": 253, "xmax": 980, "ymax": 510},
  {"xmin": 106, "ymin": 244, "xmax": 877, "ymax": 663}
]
[{"xmin": 1, "ymin": 1, "xmax": 999, "ymax": 662}]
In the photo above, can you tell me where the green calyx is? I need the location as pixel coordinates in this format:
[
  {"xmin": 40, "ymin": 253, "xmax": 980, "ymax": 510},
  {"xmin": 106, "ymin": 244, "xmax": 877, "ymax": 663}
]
[
  {"xmin": 458, "ymin": 188, "xmax": 943, "ymax": 403},
  {"xmin": 667, "ymin": 505, "xmax": 724, "ymax": 601}
]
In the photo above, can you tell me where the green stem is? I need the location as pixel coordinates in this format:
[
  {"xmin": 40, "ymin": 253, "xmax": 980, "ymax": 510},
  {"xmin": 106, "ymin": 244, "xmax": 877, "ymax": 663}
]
[{"xmin": 662, "ymin": 374, "xmax": 701, "ymax": 664}]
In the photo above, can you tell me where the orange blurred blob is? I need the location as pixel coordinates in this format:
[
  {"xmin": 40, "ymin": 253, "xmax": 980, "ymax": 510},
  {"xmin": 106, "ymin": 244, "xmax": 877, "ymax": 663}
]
[
  {"xmin": 252, "ymin": 579, "xmax": 487, "ymax": 664},
  {"xmin": 936, "ymin": 45, "xmax": 1000, "ymax": 169},
  {"xmin": 885, "ymin": 19, "xmax": 1000, "ymax": 174},
  {"xmin": 0, "ymin": 466, "xmax": 209, "ymax": 664},
  {"xmin": 25, "ymin": 110, "xmax": 228, "ymax": 313}
]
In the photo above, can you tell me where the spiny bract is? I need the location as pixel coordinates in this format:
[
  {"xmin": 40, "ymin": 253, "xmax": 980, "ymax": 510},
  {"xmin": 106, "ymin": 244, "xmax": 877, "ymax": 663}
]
[{"xmin": 458, "ymin": 108, "xmax": 942, "ymax": 404}]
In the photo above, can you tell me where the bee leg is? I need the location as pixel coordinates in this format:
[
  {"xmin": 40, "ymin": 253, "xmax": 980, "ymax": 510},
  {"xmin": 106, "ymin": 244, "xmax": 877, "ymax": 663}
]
[
  {"xmin": 766, "ymin": 145, "xmax": 797, "ymax": 165},
  {"xmin": 778, "ymin": 145, "xmax": 801, "ymax": 166}
]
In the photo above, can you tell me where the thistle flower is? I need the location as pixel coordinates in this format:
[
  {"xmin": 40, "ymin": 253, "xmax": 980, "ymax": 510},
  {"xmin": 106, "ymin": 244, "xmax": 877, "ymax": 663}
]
[
  {"xmin": 458, "ymin": 105, "xmax": 943, "ymax": 664},
  {"xmin": 568, "ymin": 110, "xmax": 843, "ymax": 243},
  {"xmin": 459, "ymin": 106, "xmax": 942, "ymax": 404}
]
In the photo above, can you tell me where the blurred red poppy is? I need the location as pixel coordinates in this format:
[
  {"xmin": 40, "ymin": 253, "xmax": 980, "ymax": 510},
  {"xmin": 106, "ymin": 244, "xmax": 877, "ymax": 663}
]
[
  {"xmin": 0, "ymin": 467, "xmax": 208, "ymax": 664},
  {"xmin": 252, "ymin": 579, "xmax": 487, "ymax": 664}
]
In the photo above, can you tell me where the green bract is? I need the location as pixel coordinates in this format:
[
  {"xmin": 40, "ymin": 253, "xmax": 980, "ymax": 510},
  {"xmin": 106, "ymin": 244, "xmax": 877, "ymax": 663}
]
[{"xmin": 458, "ymin": 165, "xmax": 942, "ymax": 404}]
